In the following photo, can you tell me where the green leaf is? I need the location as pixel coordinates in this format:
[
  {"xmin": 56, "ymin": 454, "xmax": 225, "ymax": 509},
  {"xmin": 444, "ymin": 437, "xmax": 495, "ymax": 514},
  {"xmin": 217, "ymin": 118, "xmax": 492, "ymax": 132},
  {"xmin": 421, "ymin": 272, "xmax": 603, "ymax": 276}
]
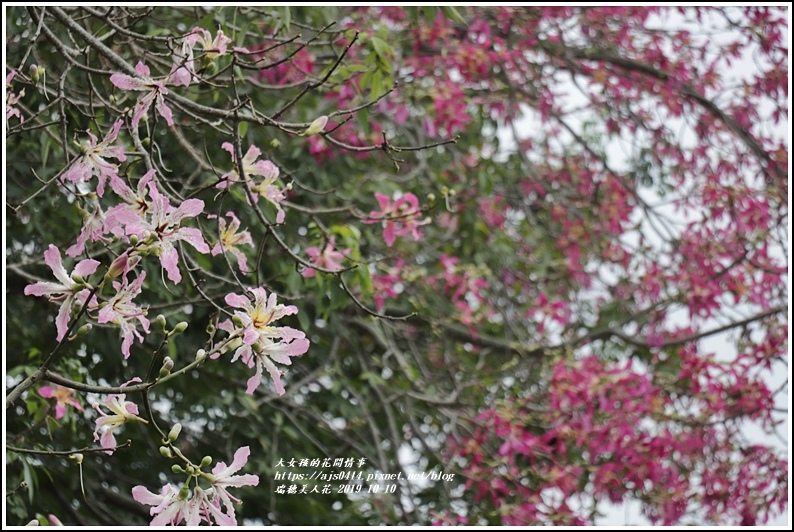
[{"xmin": 440, "ymin": 6, "xmax": 466, "ymax": 24}]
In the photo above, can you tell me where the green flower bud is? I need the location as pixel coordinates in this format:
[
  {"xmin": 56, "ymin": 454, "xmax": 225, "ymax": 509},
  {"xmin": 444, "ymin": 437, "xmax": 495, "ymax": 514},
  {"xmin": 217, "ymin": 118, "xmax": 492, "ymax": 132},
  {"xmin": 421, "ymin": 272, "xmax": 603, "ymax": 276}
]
[
  {"xmin": 168, "ymin": 423, "xmax": 182, "ymax": 442},
  {"xmin": 68, "ymin": 453, "xmax": 84, "ymax": 464},
  {"xmin": 270, "ymin": 138, "xmax": 281, "ymax": 149},
  {"xmin": 178, "ymin": 486, "xmax": 190, "ymax": 500},
  {"xmin": 74, "ymin": 323, "xmax": 92, "ymax": 337},
  {"xmin": 195, "ymin": 349, "xmax": 207, "ymax": 362},
  {"xmin": 171, "ymin": 464, "xmax": 185, "ymax": 474},
  {"xmin": 129, "ymin": 234, "xmax": 139, "ymax": 245},
  {"xmin": 302, "ymin": 115, "xmax": 328, "ymax": 136},
  {"xmin": 141, "ymin": 137, "xmax": 151, "ymax": 147},
  {"xmin": 172, "ymin": 322, "xmax": 188, "ymax": 334},
  {"xmin": 29, "ymin": 64, "xmax": 41, "ymax": 83},
  {"xmin": 159, "ymin": 446, "xmax": 173, "ymax": 459},
  {"xmin": 155, "ymin": 314, "xmax": 167, "ymax": 330},
  {"xmin": 200, "ymin": 455, "xmax": 213, "ymax": 468},
  {"xmin": 232, "ymin": 315, "xmax": 244, "ymax": 327}
]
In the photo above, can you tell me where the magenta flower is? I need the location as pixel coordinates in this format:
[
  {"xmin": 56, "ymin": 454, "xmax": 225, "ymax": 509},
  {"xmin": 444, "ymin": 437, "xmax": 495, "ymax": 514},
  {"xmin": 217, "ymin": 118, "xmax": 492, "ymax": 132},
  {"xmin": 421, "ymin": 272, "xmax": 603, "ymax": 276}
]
[
  {"xmin": 23, "ymin": 244, "xmax": 100, "ymax": 341},
  {"xmin": 302, "ymin": 236, "xmax": 349, "ymax": 278},
  {"xmin": 93, "ymin": 391, "xmax": 146, "ymax": 454},
  {"xmin": 110, "ymin": 61, "xmax": 174, "ymax": 128},
  {"xmin": 208, "ymin": 446, "xmax": 260, "ymax": 523},
  {"xmin": 216, "ymin": 288, "xmax": 310, "ymax": 395},
  {"xmin": 363, "ymin": 192, "xmax": 429, "ymax": 246},
  {"xmin": 97, "ymin": 271, "xmax": 150, "ymax": 358},
  {"xmin": 38, "ymin": 383, "xmax": 84, "ymax": 419},
  {"xmin": 61, "ymin": 120, "xmax": 126, "ymax": 197},
  {"xmin": 210, "ymin": 212, "xmax": 254, "ymax": 273},
  {"xmin": 122, "ymin": 179, "xmax": 209, "ymax": 284}
]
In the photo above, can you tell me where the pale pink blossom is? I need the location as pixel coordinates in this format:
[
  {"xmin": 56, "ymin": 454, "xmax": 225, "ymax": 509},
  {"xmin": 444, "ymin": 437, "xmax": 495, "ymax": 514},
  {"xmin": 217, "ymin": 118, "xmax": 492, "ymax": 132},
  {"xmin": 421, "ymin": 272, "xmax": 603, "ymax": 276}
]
[
  {"xmin": 23, "ymin": 245, "xmax": 100, "ymax": 341},
  {"xmin": 6, "ymin": 70, "xmax": 25, "ymax": 123},
  {"xmin": 110, "ymin": 61, "xmax": 174, "ymax": 127},
  {"xmin": 363, "ymin": 192, "xmax": 429, "ymax": 246},
  {"xmin": 302, "ymin": 236, "xmax": 349, "ymax": 278},
  {"xmin": 217, "ymin": 142, "xmax": 279, "ymax": 189},
  {"xmin": 188, "ymin": 27, "xmax": 232, "ymax": 59},
  {"xmin": 169, "ymin": 38, "xmax": 196, "ymax": 87},
  {"xmin": 38, "ymin": 383, "xmax": 84, "ymax": 419},
  {"xmin": 216, "ymin": 288, "xmax": 309, "ymax": 395},
  {"xmin": 208, "ymin": 446, "xmax": 260, "ymax": 523},
  {"xmin": 66, "ymin": 203, "xmax": 112, "ymax": 257},
  {"xmin": 210, "ymin": 212, "xmax": 254, "ymax": 273},
  {"xmin": 93, "ymin": 390, "xmax": 146, "ymax": 454},
  {"xmin": 132, "ymin": 484, "xmax": 196, "ymax": 526},
  {"xmin": 97, "ymin": 271, "xmax": 150, "ymax": 358},
  {"xmin": 122, "ymin": 179, "xmax": 209, "ymax": 284},
  {"xmin": 61, "ymin": 120, "xmax": 126, "ymax": 196}
]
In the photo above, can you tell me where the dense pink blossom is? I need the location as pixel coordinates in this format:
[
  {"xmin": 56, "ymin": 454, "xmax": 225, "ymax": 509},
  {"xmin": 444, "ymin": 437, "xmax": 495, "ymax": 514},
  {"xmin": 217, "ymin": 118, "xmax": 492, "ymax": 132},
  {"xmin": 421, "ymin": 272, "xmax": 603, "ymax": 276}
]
[
  {"xmin": 216, "ymin": 288, "xmax": 310, "ymax": 395},
  {"xmin": 363, "ymin": 192, "xmax": 429, "ymax": 246}
]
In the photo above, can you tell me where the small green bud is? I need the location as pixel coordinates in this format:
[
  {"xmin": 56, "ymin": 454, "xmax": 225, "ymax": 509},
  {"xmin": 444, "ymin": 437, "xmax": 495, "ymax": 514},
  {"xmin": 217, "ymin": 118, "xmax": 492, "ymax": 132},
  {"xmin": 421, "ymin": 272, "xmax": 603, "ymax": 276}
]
[
  {"xmin": 204, "ymin": 60, "xmax": 218, "ymax": 75},
  {"xmin": 74, "ymin": 323, "xmax": 93, "ymax": 337},
  {"xmin": 168, "ymin": 423, "xmax": 182, "ymax": 442},
  {"xmin": 68, "ymin": 453, "xmax": 84, "ymax": 464},
  {"xmin": 171, "ymin": 464, "xmax": 185, "ymax": 474},
  {"xmin": 129, "ymin": 234, "xmax": 139, "ymax": 245},
  {"xmin": 301, "ymin": 115, "xmax": 328, "ymax": 136},
  {"xmin": 232, "ymin": 315, "xmax": 244, "ymax": 327},
  {"xmin": 270, "ymin": 138, "xmax": 281, "ymax": 149},
  {"xmin": 155, "ymin": 314, "xmax": 167, "ymax": 330},
  {"xmin": 70, "ymin": 273, "xmax": 86, "ymax": 285},
  {"xmin": 172, "ymin": 322, "xmax": 188, "ymax": 334},
  {"xmin": 200, "ymin": 455, "xmax": 213, "ymax": 468},
  {"xmin": 29, "ymin": 64, "xmax": 41, "ymax": 83},
  {"xmin": 141, "ymin": 137, "xmax": 151, "ymax": 147},
  {"xmin": 185, "ymin": 465, "xmax": 195, "ymax": 475},
  {"xmin": 178, "ymin": 486, "xmax": 190, "ymax": 500},
  {"xmin": 427, "ymin": 193, "xmax": 436, "ymax": 202},
  {"xmin": 159, "ymin": 446, "xmax": 173, "ymax": 459},
  {"xmin": 195, "ymin": 349, "xmax": 207, "ymax": 362}
]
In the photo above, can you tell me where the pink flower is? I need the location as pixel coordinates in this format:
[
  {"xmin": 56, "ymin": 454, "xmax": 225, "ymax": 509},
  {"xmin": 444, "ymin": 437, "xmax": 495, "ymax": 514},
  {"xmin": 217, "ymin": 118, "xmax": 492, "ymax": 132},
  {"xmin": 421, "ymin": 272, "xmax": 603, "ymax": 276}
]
[
  {"xmin": 97, "ymin": 271, "xmax": 150, "ymax": 358},
  {"xmin": 122, "ymin": 179, "xmax": 209, "ymax": 284},
  {"xmin": 363, "ymin": 192, "xmax": 429, "ymax": 246},
  {"xmin": 208, "ymin": 446, "xmax": 260, "ymax": 523},
  {"xmin": 188, "ymin": 27, "xmax": 232, "ymax": 59},
  {"xmin": 132, "ymin": 484, "xmax": 196, "ymax": 526},
  {"xmin": 218, "ymin": 142, "xmax": 288, "ymax": 223},
  {"xmin": 93, "ymin": 391, "xmax": 146, "ymax": 454},
  {"xmin": 217, "ymin": 288, "xmax": 310, "ymax": 395},
  {"xmin": 23, "ymin": 245, "xmax": 100, "ymax": 341},
  {"xmin": 65, "ymin": 202, "xmax": 112, "ymax": 258},
  {"xmin": 6, "ymin": 70, "xmax": 25, "ymax": 123},
  {"xmin": 61, "ymin": 120, "xmax": 126, "ymax": 197},
  {"xmin": 110, "ymin": 61, "xmax": 174, "ymax": 128},
  {"xmin": 302, "ymin": 236, "xmax": 349, "ymax": 278},
  {"xmin": 217, "ymin": 142, "xmax": 279, "ymax": 189},
  {"xmin": 210, "ymin": 212, "xmax": 254, "ymax": 273},
  {"xmin": 169, "ymin": 38, "xmax": 196, "ymax": 87},
  {"xmin": 38, "ymin": 383, "xmax": 84, "ymax": 419}
]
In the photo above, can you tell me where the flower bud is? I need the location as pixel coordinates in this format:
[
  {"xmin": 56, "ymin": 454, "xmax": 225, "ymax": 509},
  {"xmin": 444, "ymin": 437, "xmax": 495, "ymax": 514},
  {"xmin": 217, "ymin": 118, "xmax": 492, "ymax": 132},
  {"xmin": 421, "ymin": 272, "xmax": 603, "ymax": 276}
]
[
  {"xmin": 195, "ymin": 349, "xmax": 207, "ymax": 362},
  {"xmin": 232, "ymin": 315, "xmax": 244, "ymax": 327},
  {"xmin": 171, "ymin": 464, "xmax": 185, "ymax": 474},
  {"xmin": 178, "ymin": 486, "xmax": 190, "ymax": 500},
  {"xmin": 68, "ymin": 453, "xmax": 84, "ymax": 464},
  {"xmin": 159, "ymin": 446, "xmax": 173, "ymax": 459},
  {"xmin": 129, "ymin": 234, "xmax": 139, "ymax": 246},
  {"xmin": 155, "ymin": 314, "xmax": 167, "ymax": 331},
  {"xmin": 141, "ymin": 137, "xmax": 151, "ymax": 147},
  {"xmin": 427, "ymin": 193, "xmax": 436, "ymax": 202},
  {"xmin": 302, "ymin": 115, "xmax": 328, "ymax": 136},
  {"xmin": 162, "ymin": 356, "xmax": 174, "ymax": 371},
  {"xmin": 185, "ymin": 465, "xmax": 195, "ymax": 475},
  {"xmin": 200, "ymin": 455, "xmax": 213, "ymax": 468},
  {"xmin": 74, "ymin": 323, "xmax": 92, "ymax": 337},
  {"xmin": 270, "ymin": 138, "xmax": 281, "ymax": 149},
  {"xmin": 29, "ymin": 64, "xmax": 41, "ymax": 83},
  {"xmin": 70, "ymin": 273, "xmax": 86, "ymax": 285},
  {"xmin": 168, "ymin": 423, "xmax": 182, "ymax": 442},
  {"xmin": 105, "ymin": 253, "xmax": 130, "ymax": 280},
  {"xmin": 204, "ymin": 60, "xmax": 218, "ymax": 75},
  {"xmin": 171, "ymin": 322, "xmax": 188, "ymax": 334}
]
